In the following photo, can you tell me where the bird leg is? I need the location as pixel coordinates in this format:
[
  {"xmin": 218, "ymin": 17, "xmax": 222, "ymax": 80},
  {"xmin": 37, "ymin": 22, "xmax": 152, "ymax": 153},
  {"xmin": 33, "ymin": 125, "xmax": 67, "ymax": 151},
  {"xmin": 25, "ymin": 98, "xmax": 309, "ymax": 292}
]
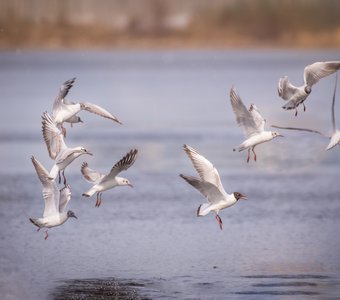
[
  {"xmin": 44, "ymin": 230, "xmax": 49, "ymax": 240},
  {"xmin": 58, "ymin": 171, "xmax": 61, "ymax": 184},
  {"xmin": 246, "ymin": 148, "xmax": 251, "ymax": 163},
  {"xmin": 303, "ymin": 103, "xmax": 306, "ymax": 112},
  {"xmin": 295, "ymin": 109, "xmax": 298, "ymax": 117},
  {"xmin": 252, "ymin": 146, "xmax": 257, "ymax": 162},
  {"xmin": 61, "ymin": 124, "xmax": 67, "ymax": 137},
  {"xmin": 95, "ymin": 192, "xmax": 102, "ymax": 207},
  {"xmin": 215, "ymin": 214, "xmax": 223, "ymax": 230}
]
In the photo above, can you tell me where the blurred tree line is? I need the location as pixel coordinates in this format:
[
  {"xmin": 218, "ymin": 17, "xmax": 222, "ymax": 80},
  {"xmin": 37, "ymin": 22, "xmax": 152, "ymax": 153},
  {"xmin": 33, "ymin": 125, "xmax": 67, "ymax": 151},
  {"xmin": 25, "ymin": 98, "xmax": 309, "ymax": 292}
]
[{"xmin": 0, "ymin": 0, "xmax": 339, "ymax": 48}]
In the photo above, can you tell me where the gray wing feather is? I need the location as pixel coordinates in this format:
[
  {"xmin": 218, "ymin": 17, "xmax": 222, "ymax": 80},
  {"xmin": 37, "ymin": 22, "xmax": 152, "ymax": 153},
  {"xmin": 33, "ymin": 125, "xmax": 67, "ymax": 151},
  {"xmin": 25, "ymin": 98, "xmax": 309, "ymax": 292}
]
[
  {"xmin": 230, "ymin": 87, "xmax": 260, "ymax": 138},
  {"xmin": 304, "ymin": 61, "xmax": 340, "ymax": 86},
  {"xmin": 31, "ymin": 156, "xmax": 59, "ymax": 218},
  {"xmin": 59, "ymin": 185, "xmax": 71, "ymax": 213},
  {"xmin": 82, "ymin": 102, "xmax": 122, "ymax": 124},
  {"xmin": 52, "ymin": 78, "xmax": 76, "ymax": 115},
  {"xmin": 180, "ymin": 174, "xmax": 224, "ymax": 204},
  {"xmin": 81, "ymin": 162, "xmax": 104, "ymax": 184},
  {"xmin": 278, "ymin": 76, "xmax": 299, "ymax": 101},
  {"xmin": 271, "ymin": 125, "xmax": 326, "ymax": 136}
]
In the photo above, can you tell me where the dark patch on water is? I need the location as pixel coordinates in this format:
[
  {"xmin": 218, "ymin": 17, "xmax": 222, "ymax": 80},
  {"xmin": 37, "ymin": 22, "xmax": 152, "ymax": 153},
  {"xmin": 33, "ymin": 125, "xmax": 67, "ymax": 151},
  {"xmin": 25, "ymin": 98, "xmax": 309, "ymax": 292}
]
[
  {"xmin": 234, "ymin": 290, "xmax": 319, "ymax": 296},
  {"xmin": 242, "ymin": 274, "xmax": 331, "ymax": 279},
  {"xmin": 252, "ymin": 281, "xmax": 317, "ymax": 287},
  {"xmin": 51, "ymin": 278, "xmax": 151, "ymax": 300}
]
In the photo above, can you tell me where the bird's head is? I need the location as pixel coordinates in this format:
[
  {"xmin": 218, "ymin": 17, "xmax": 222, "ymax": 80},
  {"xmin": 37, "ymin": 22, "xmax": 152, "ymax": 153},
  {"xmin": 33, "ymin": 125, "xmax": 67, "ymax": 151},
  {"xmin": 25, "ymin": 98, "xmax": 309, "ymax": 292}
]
[
  {"xmin": 80, "ymin": 147, "xmax": 93, "ymax": 156},
  {"xmin": 233, "ymin": 192, "xmax": 247, "ymax": 201},
  {"xmin": 271, "ymin": 131, "xmax": 284, "ymax": 138},
  {"xmin": 117, "ymin": 177, "xmax": 133, "ymax": 187},
  {"xmin": 67, "ymin": 210, "xmax": 77, "ymax": 219}
]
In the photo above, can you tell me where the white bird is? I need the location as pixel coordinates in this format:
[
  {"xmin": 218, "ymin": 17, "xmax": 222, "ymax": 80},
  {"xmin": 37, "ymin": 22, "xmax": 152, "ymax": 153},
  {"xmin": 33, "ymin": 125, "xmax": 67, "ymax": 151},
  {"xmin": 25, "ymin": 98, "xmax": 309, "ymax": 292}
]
[
  {"xmin": 41, "ymin": 111, "xmax": 93, "ymax": 185},
  {"xmin": 180, "ymin": 144, "xmax": 247, "ymax": 230},
  {"xmin": 52, "ymin": 77, "xmax": 122, "ymax": 135},
  {"xmin": 29, "ymin": 156, "xmax": 77, "ymax": 240},
  {"xmin": 81, "ymin": 149, "xmax": 138, "ymax": 207},
  {"xmin": 230, "ymin": 87, "xmax": 283, "ymax": 162},
  {"xmin": 278, "ymin": 61, "xmax": 340, "ymax": 116},
  {"xmin": 273, "ymin": 73, "xmax": 340, "ymax": 150}
]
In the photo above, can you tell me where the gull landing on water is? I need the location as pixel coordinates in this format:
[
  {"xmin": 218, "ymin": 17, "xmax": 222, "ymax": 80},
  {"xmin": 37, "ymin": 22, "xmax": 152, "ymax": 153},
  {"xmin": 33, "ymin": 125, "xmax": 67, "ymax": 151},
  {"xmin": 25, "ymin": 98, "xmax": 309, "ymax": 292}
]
[
  {"xmin": 41, "ymin": 111, "xmax": 93, "ymax": 185},
  {"xmin": 278, "ymin": 61, "xmax": 340, "ymax": 116},
  {"xmin": 230, "ymin": 87, "xmax": 283, "ymax": 162},
  {"xmin": 81, "ymin": 149, "xmax": 138, "ymax": 207},
  {"xmin": 273, "ymin": 72, "xmax": 340, "ymax": 151},
  {"xmin": 52, "ymin": 77, "xmax": 122, "ymax": 136},
  {"xmin": 29, "ymin": 156, "xmax": 77, "ymax": 240},
  {"xmin": 180, "ymin": 144, "xmax": 247, "ymax": 230}
]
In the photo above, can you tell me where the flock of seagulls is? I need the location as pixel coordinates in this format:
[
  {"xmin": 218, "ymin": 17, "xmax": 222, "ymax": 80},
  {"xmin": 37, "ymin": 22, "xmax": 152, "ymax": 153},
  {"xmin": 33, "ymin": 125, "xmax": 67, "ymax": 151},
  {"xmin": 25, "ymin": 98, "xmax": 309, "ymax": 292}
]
[
  {"xmin": 30, "ymin": 78, "xmax": 137, "ymax": 239},
  {"xmin": 30, "ymin": 60, "xmax": 340, "ymax": 237}
]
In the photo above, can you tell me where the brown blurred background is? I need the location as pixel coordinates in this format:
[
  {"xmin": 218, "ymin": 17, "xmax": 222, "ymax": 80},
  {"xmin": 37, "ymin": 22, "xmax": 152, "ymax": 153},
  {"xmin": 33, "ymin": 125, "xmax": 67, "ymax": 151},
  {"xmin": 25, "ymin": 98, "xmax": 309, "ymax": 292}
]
[{"xmin": 1, "ymin": 0, "xmax": 340, "ymax": 49}]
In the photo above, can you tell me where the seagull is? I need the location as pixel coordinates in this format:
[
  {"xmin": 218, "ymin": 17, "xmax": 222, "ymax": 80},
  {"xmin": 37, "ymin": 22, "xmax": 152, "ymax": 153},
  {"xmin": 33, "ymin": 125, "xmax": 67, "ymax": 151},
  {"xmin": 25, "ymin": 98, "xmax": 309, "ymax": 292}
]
[
  {"xmin": 29, "ymin": 156, "xmax": 77, "ymax": 240},
  {"xmin": 52, "ymin": 77, "xmax": 122, "ymax": 135},
  {"xmin": 278, "ymin": 61, "xmax": 340, "ymax": 116},
  {"xmin": 230, "ymin": 87, "xmax": 283, "ymax": 162},
  {"xmin": 81, "ymin": 149, "xmax": 138, "ymax": 207},
  {"xmin": 41, "ymin": 111, "xmax": 93, "ymax": 185},
  {"xmin": 273, "ymin": 72, "xmax": 340, "ymax": 150},
  {"xmin": 180, "ymin": 144, "xmax": 247, "ymax": 230}
]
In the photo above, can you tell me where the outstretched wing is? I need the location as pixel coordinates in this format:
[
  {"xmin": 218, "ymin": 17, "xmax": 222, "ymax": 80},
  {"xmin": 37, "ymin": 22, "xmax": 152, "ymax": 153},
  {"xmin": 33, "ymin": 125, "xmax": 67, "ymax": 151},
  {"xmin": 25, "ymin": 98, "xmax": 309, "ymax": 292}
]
[
  {"xmin": 230, "ymin": 87, "xmax": 261, "ymax": 138},
  {"xmin": 304, "ymin": 61, "xmax": 340, "ymax": 86},
  {"xmin": 52, "ymin": 78, "xmax": 76, "ymax": 116},
  {"xmin": 81, "ymin": 162, "xmax": 104, "ymax": 184},
  {"xmin": 103, "ymin": 149, "xmax": 138, "ymax": 181},
  {"xmin": 271, "ymin": 125, "xmax": 326, "ymax": 136},
  {"xmin": 31, "ymin": 156, "xmax": 59, "ymax": 218},
  {"xmin": 180, "ymin": 174, "xmax": 225, "ymax": 204},
  {"xmin": 331, "ymin": 72, "xmax": 338, "ymax": 132},
  {"xmin": 278, "ymin": 76, "xmax": 299, "ymax": 101},
  {"xmin": 82, "ymin": 102, "xmax": 122, "ymax": 124},
  {"xmin": 42, "ymin": 111, "xmax": 67, "ymax": 159},
  {"xmin": 59, "ymin": 184, "xmax": 72, "ymax": 213},
  {"xmin": 183, "ymin": 144, "xmax": 226, "ymax": 195},
  {"xmin": 249, "ymin": 104, "xmax": 265, "ymax": 132}
]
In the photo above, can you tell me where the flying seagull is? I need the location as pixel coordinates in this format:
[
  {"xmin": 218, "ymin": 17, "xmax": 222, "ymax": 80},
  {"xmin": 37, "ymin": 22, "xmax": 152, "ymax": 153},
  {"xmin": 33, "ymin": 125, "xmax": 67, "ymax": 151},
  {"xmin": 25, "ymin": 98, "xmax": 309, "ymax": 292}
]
[
  {"xmin": 29, "ymin": 156, "xmax": 77, "ymax": 240},
  {"xmin": 52, "ymin": 77, "xmax": 122, "ymax": 135},
  {"xmin": 273, "ymin": 72, "xmax": 340, "ymax": 150},
  {"xmin": 41, "ymin": 111, "xmax": 92, "ymax": 185},
  {"xmin": 230, "ymin": 87, "xmax": 283, "ymax": 162},
  {"xmin": 180, "ymin": 144, "xmax": 247, "ymax": 230},
  {"xmin": 278, "ymin": 61, "xmax": 340, "ymax": 116},
  {"xmin": 81, "ymin": 149, "xmax": 138, "ymax": 207}
]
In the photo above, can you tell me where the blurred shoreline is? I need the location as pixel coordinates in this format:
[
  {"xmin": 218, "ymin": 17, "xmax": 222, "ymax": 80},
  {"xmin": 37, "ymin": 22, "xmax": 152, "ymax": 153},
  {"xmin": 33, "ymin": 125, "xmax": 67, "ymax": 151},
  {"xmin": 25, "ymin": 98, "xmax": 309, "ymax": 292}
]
[{"xmin": 1, "ymin": 0, "xmax": 339, "ymax": 50}]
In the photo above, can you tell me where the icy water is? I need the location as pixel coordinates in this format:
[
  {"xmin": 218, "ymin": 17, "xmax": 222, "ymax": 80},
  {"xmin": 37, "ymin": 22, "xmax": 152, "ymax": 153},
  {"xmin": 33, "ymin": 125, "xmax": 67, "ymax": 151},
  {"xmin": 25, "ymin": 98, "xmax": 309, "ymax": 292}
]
[{"xmin": 1, "ymin": 50, "xmax": 340, "ymax": 299}]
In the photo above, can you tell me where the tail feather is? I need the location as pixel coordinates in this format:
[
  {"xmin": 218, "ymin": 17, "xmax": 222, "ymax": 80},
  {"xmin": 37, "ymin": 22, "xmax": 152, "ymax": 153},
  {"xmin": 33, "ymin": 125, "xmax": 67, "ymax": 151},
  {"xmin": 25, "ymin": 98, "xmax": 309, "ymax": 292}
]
[
  {"xmin": 29, "ymin": 218, "xmax": 40, "ymax": 228},
  {"xmin": 82, "ymin": 187, "xmax": 97, "ymax": 198},
  {"xmin": 197, "ymin": 203, "xmax": 211, "ymax": 216}
]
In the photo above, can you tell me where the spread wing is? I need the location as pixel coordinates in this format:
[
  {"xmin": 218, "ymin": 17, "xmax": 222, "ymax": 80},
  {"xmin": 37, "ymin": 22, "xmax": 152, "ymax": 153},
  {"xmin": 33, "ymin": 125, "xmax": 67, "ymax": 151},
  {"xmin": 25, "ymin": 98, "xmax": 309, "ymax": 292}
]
[
  {"xmin": 183, "ymin": 144, "xmax": 226, "ymax": 195},
  {"xmin": 179, "ymin": 174, "xmax": 225, "ymax": 204},
  {"xmin": 59, "ymin": 184, "xmax": 72, "ymax": 213},
  {"xmin": 304, "ymin": 61, "xmax": 340, "ymax": 86},
  {"xmin": 278, "ymin": 76, "xmax": 299, "ymax": 101},
  {"xmin": 31, "ymin": 156, "xmax": 59, "ymax": 218},
  {"xmin": 42, "ymin": 111, "xmax": 67, "ymax": 160},
  {"xmin": 52, "ymin": 78, "xmax": 76, "ymax": 116},
  {"xmin": 82, "ymin": 102, "xmax": 122, "ymax": 124},
  {"xmin": 81, "ymin": 162, "xmax": 105, "ymax": 184},
  {"xmin": 230, "ymin": 87, "xmax": 260, "ymax": 138},
  {"xmin": 331, "ymin": 72, "xmax": 338, "ymax": 132},
  {"xmin": 102, "ymin": 149, "xmax": 138, "ymax": 182},
  {"xmin": 249, "ymin": 104, "xmax": 265, "ymax": 132},
  {"xmin": 271, "ymin": 125, "xmax": 326, "ymax": 136}
]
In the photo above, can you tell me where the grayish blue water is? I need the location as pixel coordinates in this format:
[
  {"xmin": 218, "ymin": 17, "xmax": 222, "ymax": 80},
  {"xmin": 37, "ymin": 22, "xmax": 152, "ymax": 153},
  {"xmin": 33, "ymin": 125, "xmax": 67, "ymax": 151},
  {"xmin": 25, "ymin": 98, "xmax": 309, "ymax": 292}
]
[{"xmin": 0, "ymin": 50, "xmax": 340, "ymax": 299}]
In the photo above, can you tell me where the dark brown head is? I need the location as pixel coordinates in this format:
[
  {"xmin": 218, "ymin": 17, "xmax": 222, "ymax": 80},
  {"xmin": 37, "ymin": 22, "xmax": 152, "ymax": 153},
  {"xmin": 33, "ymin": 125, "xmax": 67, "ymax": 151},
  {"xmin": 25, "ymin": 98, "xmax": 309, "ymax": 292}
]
[
  {"xmin": 304, "ymin": 86, "xmax": 312, "ymax": 94},
  {"xmin": 233, "ymin": 192, "xmax": 247, "ymax": 201}
]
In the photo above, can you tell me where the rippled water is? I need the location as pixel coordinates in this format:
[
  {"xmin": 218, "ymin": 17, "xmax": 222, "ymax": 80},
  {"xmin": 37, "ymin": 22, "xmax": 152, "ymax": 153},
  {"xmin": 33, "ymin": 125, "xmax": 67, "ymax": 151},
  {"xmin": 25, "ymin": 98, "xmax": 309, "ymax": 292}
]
[{"xmin": 0, "ymin": 50, "xmax": 340, "ymax": 299}]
